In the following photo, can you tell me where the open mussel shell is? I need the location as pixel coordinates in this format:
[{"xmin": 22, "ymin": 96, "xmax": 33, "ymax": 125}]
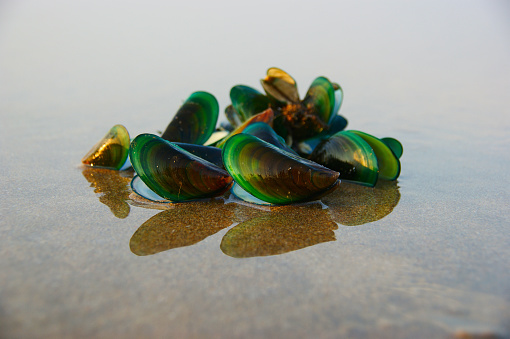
[
  {"xmin": 296, "ymin": 114, "xmax": 349, "ymax": 156},
  {"xmin": 173, "ymin": 142, "xmax": 225, "ymax": 169},
  {"xmin": 302, "ymin": 76, "xmax": 336, "ymax": 126},
  {"xmin": 216, "ymin": 108, "xmax": 274, "ymax": 149},
  {"xmin": 260, "ymin": 67, "xmax": 300, "ymax": 104},
  {"xmin": 310, "ymin": 131, "xmax": 379, "ymax": 187},
  {"xmin": 203, "ymin": 130, "xmax": 230, "ymax": 147},
  {"xmin": 230, "ymin": 85, "xmax": 271, "ymax": 123},
  {"xmin": 381, "ymin": 137, "xmax": 403, "ymax": 159},
  {"xmin": 130, "ymin": 134, "xmax": 233, "ymax": 202},
  {"xmin": 222, "ymin": 134, "xmax": 340, "ymax": 205},
  {"xmin": 331, "ymin": 82, "xmax": 343, "ymax": 116},
  {"xmin": 225, "ymin": 105, "xmax": 243, "ymax": 129},
  {"xmin": 82, "ymin": 124, "xmax": 130, "ymax": 170},
  {"xmin": 160, "ymin": 91, "xmax": 219, "ymax": 145},
  {"xmin": 230, "ymin": 182, "xmax": 273, "ymax": 206},
  {"xmin": 349, "ymin": 130, "xmax": 401, "ymax": 181},
  {"xmin": 242, "ymin": 122, "xmax": 297, "ymax": 155},
  {"xmin": 131, "ymin": 175, "xmax": 168, "ymax": 203}
]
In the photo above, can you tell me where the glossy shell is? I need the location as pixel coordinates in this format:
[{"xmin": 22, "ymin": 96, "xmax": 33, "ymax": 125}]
[
  {"xmin": 296, "ymin": 114, "xmax": 348, "ymax": 156},
  {"xmin": 161, "ymin": 91, "xmax": 219, "ymax": 145},
  {"xmin": 222, "ymin": 133, "xmax": 340, "ymax": 204},
  {"xmin": 216, "ymin": 108, "xmax": 274, "ymax": 148},
  {"xmin": 331, "ymin": 82, "xmax": 343, "ymax": 116},
  {"xmin": 82, "ymin": 124, "xmax": 130, "ymax": 170},
  {"xmin": 310, "ymin": 131, "xmax": 379, "ymax": 187},
  {"xmin": 260, "ymin": 67, "xmax": 300, "ymax": 104},
  {"xmin": 242, "ymin": 122, "xmax": 297, "ymax": 155},
  {"xmin": 173, "ymin": 142, "xmax": 225, "ymax": 169},
  {"xmin": 302, "ymin": 76, "xmax": 336, "ymax": 126},
  {"xmin": 230, "ymin": 85, "xmax": 271, "ymax": 122},
  {"xmin": 349, "ymin": 130, "xmax": 401, "ymax": 180},
  {"xmin": 130, "ymin": 134, "xmax": 233, "ymax": 202},
  {"xmin": 381, "ymin": 137, "xmax": 403, "ymax": 159}
]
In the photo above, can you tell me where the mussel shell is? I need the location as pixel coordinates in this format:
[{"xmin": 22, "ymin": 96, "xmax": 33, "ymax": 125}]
[
  {"xmin": 130, "ymin": 175, "xmax": 168, "ymax": 203},
  {"xmin": 310, "ymin": 131, "xmax": 379, "ymax": 187},
  {"xmin": 349, "ymin": 130, "xmax": 401, "ymax": 181},
  {"xmin": 225, "ymin": 105, "xmax": 243, "ymax": 129},
  {"xmin": 242, "ymin": 122, "xmax": 297, "ymax": 155},
  {"xmin": 222, "ymin": 133, "xmax": 340, "ymax": 204},
  {"xmin": 260, "ymin": 67, "xmax": 300, "ymax": 104},
  {"xmin": 230, "ymin": 85, "xmax": 271, "ymax": 122},
  {"xmin": 161, "ymin": 91, "xmax": 219, "ymax": 145},
  {"xmin": 130, "ymin": 134, "xmax": 233, "ymax": 202},
  {"xmin": 203, "ymin": 130, "xmax": 229, "ymax": 147},
  {"xmin": 302, "ymin": 76, "xmax": 336, "ymax": 126},
  {"xmin": 173, "ymin": 142, "xmax": 225, "ymax": 169},
  {"xmin": 82, "ymin": 124, "xmax": 130, "ymax": 170},
  {"xmin": 231, "ymin": 182, "xmax": 273, "ymax": 206},
  {"xmin": 381, "ymin": 137, "xmax": 403, "ymax": 159},
  {"xmin": 331, "ymin": 82, "xmax": 343, "ymax": 116},
  {"xmin": 216, "ymin": 108, "xmax": 274, "ymax": 149},
  {"xmin": 296, "ymin": 114, "xmax": 348, "ymax": 156}
]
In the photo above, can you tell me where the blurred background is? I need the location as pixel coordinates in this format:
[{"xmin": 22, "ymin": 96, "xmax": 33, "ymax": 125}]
[{"xmin": 1, "ymin": 0, "xmax": 508, "ymax": 136}]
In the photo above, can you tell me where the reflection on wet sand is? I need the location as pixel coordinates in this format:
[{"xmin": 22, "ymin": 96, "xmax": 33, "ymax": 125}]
[
  {"xmin": 82, "ymin": 167, "xmax": 134, "ymax": 219},
  {"xmin": 130, "ymin": 200, "xmax": 236, "ymax": 256},
  {"xmin": 220, "ymin": 204, "xmax": 338, "ymax": 258},
  {"xmin": 322, "ymin": 180, "xmax": 400, "ymax": 226},
  {"xmin": 127, "ymin": 181, "xmax": 400, "ymax": 258}
]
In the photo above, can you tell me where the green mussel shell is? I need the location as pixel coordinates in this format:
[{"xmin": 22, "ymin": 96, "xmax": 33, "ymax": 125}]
[
  {"xmin": 130, "ymin": 134, "xmax": 233, "ymax": 202},
  {"xmin": 296, "ymin": 114, "xmax": 349, "ymax": 156},
  {"xmin": 302, "ymin": 76, "xmax": 336, "ymax": 126},
  {"xmin": 310, "ymin": 131, "xmax": 379, "ymax": 187},
  {"xmin": 260, "ymin": 67, "xmax": 300, "ymax": 104},
  {"xmin": 349, "ymin": 130, "xmax": 401, "ymax": 181},
  {"xmin": 381, "ymin": 137, "xmax": 403, "ymax": 159},
  {"xmin": 332, "ymin": 82, "xmax": 343, "ymax": 116},
  {"xmin": 161, "ymin": 91, "xmax": 219, "ymax": 145},
  {"xmin": 230, "ymin": 85, "xmax": 271, "ymax": 122},
  {"xmin": 222, "ymin": 134, "xmax": 340, "ymax": 205},
  {"xmin": 216, "ymin": 108, "xmax": 274, "ymax": 149},
  {"xmin": 242, "ymin": 122, "xmax": 297, "ymax": 155},
  {"xmin": 82, "ymin": 124, "xmax": 130, "ymax": 170},
  {"xmin": 173, "ymin": 142, "xmax": 225, "ymax": 169}
]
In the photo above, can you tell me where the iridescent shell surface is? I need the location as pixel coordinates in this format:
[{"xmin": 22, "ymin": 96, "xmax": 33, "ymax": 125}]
[
  {"xmin": 130, "ymin": 134, "xmax": 232, "ymax": 202},
  {"xmin": 230, "ymin": 85, "xmax": 271, "ymax": 123},
  {"xmin": 349, "ymin": 130, "xmax": 401, "ymax": 181},
  {"xmin": 260, "ymin": 67, "xmax": 300, "ymax": 104},
  {"xmin": 242, "ymin": 122, "xmax": 297, "ymax": 155},
  {"xmin": 310, "ymin": 131, "xmax": 379, "ymax": 187},
  {"xmin": 161, "ymin": 91, "xmax": 219, "ymax": 145},
  {"xmin": 82, "ymin": 124, "xmax": 130, "ymax": 170},
  {"xmin": 216, "ymin": 108, "xmax": 274, "ymax": 148},
  {"xmin": 222, "ymin": 133, "xmax": 339, "ymax": 205}
]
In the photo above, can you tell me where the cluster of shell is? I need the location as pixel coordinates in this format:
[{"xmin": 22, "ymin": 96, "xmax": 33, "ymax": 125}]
[{"xmin": 82, "ymin": 67, "xmax": 403, "ymax": 206}]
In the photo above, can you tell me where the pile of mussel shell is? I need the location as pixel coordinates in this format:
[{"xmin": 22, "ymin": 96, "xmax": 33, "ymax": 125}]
[{"xmin": 81, "ymin": 68, "xmax": 403, "ymax": 206}]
